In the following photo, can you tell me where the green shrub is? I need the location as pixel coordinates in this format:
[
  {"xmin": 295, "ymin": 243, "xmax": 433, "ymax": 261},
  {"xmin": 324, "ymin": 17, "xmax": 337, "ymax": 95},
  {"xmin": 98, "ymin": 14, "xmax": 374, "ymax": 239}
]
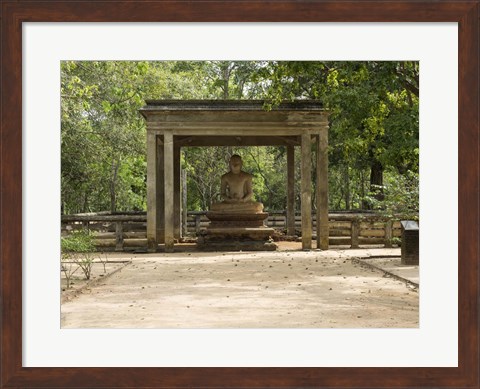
[
  {"xmin": 366, "ymin": 169, "xmax": 419, "ymax": 221},
  {"xmin": 61, "ymin": 229, "xmax": 96, "ymax": 253},
  {"xmin": 61, "ymin": 229, "xmax": 96, "ymax": 280}
]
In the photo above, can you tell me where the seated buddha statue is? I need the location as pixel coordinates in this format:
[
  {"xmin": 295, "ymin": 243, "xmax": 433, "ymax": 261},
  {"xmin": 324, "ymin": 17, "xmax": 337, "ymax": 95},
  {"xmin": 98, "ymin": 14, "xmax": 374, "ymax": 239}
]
[{"xmin": 210, "ymin": 154, "xmax": 264, "ymax": 214}]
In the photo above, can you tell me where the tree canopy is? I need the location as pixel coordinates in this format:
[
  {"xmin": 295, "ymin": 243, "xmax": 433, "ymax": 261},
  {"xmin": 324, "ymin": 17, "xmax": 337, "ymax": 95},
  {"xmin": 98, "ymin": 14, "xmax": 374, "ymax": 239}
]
[{"xmin": 61, "ymin": 60, "xmax": 419, "ymax": 217}]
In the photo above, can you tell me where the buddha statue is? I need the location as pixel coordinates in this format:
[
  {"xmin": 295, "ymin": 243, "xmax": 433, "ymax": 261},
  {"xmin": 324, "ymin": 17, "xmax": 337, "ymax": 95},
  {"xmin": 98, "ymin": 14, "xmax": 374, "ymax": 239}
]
[
  {"xmin": 200, "ymin": 154, "xmax": 276, "ymax": 251},
  {"xmin": 210, "ymin": 154, "xmax": 263, "ymax": 214}
]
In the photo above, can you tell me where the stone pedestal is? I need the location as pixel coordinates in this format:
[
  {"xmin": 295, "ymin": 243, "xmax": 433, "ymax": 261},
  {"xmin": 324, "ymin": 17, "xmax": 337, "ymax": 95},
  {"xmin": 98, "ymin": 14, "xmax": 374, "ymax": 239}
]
[
  {"xmin": 401, "ymin": 220, "xmax": 419, "ymax": 265},
  {"xmin": 197, "ymin": 212, "xmax": 277, "ymax": 251}
]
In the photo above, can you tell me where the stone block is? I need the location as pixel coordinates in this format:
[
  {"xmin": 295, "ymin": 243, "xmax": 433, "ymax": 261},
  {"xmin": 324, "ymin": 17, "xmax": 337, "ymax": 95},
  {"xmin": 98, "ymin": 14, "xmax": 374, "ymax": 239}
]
[{"xmin": 401, "ymin": 220, "xmax": 419, "ymax": 265}]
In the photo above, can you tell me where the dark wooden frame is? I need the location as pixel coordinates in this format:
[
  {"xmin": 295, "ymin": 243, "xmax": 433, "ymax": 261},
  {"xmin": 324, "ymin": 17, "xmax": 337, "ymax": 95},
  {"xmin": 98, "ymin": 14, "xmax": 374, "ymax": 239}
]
[{"xmin": 1, "ymin": 1, "xmax": 478, "ymax": 388}]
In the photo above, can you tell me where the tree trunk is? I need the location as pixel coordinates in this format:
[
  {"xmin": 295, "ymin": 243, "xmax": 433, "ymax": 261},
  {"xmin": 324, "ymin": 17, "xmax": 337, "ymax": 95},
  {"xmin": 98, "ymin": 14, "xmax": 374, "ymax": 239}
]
[
  {"xmin": 370, "ymin": 159, "xmax": 384, "ymax": 202},
  {"xmin": 82, "ymin": 191, "xmax": 89, "ymax": 213},
  {"xmin": 344, "ymin": 164, "xmax": 351, "ymax": 210},
  {"xmin": 360, "ymin": 169, "xmax": 367, "ymax": 210},
  {"xmin": 222, "ymin": 63, "xmax": 230, "ymax": 99},
  {"xmin": 110, "ymin": 159, "xmax": 120, "ymax": 213}
]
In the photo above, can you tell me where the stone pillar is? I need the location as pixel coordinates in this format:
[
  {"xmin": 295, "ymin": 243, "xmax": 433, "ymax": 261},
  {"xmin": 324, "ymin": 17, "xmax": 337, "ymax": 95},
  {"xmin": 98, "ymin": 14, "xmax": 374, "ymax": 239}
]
[
  {"xmin": 316, "ymin": 129, "xmax": 329, "ymax": 250},
  {"xmin": 301, "ymin": 133, "xmax": 312, "ymax": 250},
  {"xmin": 157, "ymin": 136, "xmax": 165, "ymax": 244},
  {"xmin": 286, "ymin": 144, "xmax": 295, "ymax": 236},
  {"xmin": 164, "ymin": 131, "xmax": 175, "ymax": 252},
  {"xmin": 182, "ymin": 168, "xmax": 188, "ymax": 237},
  {"xmin": 147, "ymin": 132, "xmax": 162, "ymax": 252},
  {"xmin": 174, "ymin": 144, "xmax": 181, "ymax": 240}
]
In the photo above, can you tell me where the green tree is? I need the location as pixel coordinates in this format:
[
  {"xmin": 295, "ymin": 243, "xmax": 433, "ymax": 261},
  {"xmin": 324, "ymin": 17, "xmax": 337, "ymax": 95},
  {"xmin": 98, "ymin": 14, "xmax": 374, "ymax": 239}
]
[
  {"xmin": 61, "ymin": 60, "xmax": 419, "ymax": 217},
  {"xmin": 172, "ymin": 61, "xmax": 268, "ymax": 99},
  {"xmin": 255, "ymin": 61, "xmax": 419, "ymax": 210},
  {"xmin": 61, "ymin": 61, "xmax": 208, "ymax": 213}
]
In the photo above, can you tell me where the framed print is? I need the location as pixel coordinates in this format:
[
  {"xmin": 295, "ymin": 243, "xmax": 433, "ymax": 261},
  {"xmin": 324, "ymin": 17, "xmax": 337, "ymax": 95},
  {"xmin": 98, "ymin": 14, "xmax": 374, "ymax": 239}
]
[{"xmin": 1, "ymin": 1, "xmax": 478, "ymax": 388}]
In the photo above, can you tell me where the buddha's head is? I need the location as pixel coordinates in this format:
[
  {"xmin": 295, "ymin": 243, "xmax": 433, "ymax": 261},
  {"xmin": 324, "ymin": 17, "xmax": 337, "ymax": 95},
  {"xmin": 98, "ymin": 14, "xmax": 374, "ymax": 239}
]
[{"xmin": 229, "ymin": 154, "xmax": 242, "ymax": 174}]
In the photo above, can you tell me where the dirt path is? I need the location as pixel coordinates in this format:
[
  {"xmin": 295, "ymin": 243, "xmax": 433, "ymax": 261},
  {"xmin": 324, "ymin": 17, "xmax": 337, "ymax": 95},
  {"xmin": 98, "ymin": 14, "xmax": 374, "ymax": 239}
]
[{"xmin": 61, "ymin": 248, "xmax": 418, "ymax": 328}]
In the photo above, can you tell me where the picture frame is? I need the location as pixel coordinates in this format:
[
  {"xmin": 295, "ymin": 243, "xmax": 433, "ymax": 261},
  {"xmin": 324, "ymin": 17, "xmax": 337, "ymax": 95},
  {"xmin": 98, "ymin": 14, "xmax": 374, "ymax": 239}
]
[{"xmin": 1, "ymin": 1, "xmax": 478, "ymax": 388}]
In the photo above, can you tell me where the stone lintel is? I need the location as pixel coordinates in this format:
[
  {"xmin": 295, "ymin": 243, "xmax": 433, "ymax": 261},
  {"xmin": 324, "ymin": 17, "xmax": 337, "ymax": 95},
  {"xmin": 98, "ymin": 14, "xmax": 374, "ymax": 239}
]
[{"xmin": 141, "ymin": 99, "xmax": 325, "ymax": 113}]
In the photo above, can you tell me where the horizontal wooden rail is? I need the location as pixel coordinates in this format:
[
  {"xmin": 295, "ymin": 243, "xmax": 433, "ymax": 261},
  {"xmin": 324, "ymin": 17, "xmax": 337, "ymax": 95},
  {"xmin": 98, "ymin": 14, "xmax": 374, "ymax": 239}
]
[{"xmin": 61, "ymin": 211, "xmax": 405, "ymax": 251}]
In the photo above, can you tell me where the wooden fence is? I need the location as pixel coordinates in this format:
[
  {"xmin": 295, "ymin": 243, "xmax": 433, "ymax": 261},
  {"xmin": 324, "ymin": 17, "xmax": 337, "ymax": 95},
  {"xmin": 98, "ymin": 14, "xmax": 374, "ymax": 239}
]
[{"xmin": 61, "ymin": 211, "xmax": 402, "ymax": 251}]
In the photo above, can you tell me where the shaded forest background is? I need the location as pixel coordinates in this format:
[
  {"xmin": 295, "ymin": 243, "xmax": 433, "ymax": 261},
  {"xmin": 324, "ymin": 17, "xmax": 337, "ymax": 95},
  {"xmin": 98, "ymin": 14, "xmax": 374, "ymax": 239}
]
[{"xmin": 61, "ymin": 61, "xmax": 419, "ymax": 218}]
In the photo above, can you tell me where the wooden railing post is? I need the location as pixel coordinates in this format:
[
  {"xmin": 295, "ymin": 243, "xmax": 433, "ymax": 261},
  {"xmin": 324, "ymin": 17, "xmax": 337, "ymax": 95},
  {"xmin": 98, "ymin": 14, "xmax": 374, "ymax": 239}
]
[
  {"xmin": 384, "ymin": 219, "xmax": 393, "ymax": 248},
  {"xmin": 115, "ymin": 221, "xmax": 124, "ymax": 252},
  {"xmin": 195, "ymin": 215, "xmax": 201, "ymax": 235},
  {"xmin": 351, "ymin": 219, "xmax": 360, "ymax": 248}
]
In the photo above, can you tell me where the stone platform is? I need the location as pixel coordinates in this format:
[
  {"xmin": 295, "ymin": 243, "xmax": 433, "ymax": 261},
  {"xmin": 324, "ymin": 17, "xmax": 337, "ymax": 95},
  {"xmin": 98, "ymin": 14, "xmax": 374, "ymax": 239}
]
[
  {"xmin": 206, "ymin": 212, "xmax": 268, "ymax": 227},
  {"xmin": 197, "ymin": 212, "xmax": 277, "ymax": 251}
]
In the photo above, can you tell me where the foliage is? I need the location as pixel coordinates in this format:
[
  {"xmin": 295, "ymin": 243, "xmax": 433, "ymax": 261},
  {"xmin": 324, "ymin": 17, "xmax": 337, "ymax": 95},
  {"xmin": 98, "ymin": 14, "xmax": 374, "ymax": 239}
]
[
  {"xmin": 61, "ymin": 229, "xmax": 96, "ymax": 253},
  {"xmin": 365, "ymin": 169, "xmax": 419, "ymax": 220},
  {"xmin": 255, "ymin": 61, "xmax": 419, "ymax": 207},
  {"xmin": 327, "ymin": 164, "xmax": 369, "ymax": 210},
  {"xmin": 61, "ymin": 229, "xmax": 97, "ymax": 280},
  {"xmin": 171, "ymin": 61, "xmax": 268, "ymax": 99},
  {"xmin": 265, "ymin": 62, "xmax": 418, "ymax": 165},
  {"xmin": 183, "ymin": 145, "xmax": 296, "ymax": 211},
  {"xmin": 61, "ymin": 61, "xmax": 206, "ymax": 214},
  {"xmin": 183, "ymin": 147, "xmax": 231, "ymax": 210},
  {"xmin": 61, "ymin": 60, "xmax": 419, "ymax": 219}
]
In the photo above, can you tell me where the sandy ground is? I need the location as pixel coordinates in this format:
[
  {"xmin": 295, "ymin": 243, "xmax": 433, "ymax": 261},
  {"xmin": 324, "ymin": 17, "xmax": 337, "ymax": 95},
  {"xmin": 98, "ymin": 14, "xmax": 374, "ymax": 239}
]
[
  {"xmin": 61, "ymin": 259, "xmax": 131, "ymax": 303},
  {"xmin": 61, "ymin": 246, "xmax": 418, "ymax": 328},
  {"xmin": 359, "ymin": 257, "xmax": 419, "ymax": 286}
]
